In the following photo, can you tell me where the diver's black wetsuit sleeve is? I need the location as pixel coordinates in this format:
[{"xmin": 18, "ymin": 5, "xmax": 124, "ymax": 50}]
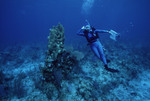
[{"xmin": 77, "ymin": 29, "xmax": 85, "ymax": 36}]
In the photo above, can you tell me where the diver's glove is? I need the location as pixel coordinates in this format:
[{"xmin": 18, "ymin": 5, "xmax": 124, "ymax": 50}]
[{"xmin": 104, "ymin": 65, "xmax": 119, "ymax": 73}]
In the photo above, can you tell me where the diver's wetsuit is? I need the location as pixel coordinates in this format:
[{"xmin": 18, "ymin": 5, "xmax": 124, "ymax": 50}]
[
  {"xmin": 77, "ymin": 26, "xmax": 119, "ymax": 73},
  {"xmin": 77, "ymin": 27, "xmax": 108, "ymax": 65},
  {"xmin": 77, "ymin": 27, "xmax": 119, "ymax": 73}
]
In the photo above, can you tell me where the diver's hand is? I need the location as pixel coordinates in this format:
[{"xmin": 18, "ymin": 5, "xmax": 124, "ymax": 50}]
[{"xmin": 81, "ymin": 26, "xmax": 85, "ymax": 30}]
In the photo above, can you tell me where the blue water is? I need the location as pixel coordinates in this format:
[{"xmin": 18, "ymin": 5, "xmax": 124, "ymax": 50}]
[
  {"xmin": 0, "ymin": 0, "xmax": 150, "ymax": 46},
  {"xmin": 1, "ymin": 0, "xmax": 150, "ymax": 100}
]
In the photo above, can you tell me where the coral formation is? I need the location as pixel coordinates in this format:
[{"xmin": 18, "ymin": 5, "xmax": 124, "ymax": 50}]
[{"xmin": 42, "ymin": 23, "xmax": 77, "ymax": 88}]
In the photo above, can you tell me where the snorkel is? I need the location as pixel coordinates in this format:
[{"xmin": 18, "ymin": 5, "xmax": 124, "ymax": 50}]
[{"xmin": 85, "ymin": 19, "xmax": 90, "ymax": 26}]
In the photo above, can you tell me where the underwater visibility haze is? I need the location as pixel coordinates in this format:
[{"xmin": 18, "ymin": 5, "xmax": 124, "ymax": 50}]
[
  {"xmin": 0, "ymin": 0, "xmax": 150, "ymax": 100},
  {"xmin": 0, "ymin": 0, "xmax": 150, "ymax": 45}
]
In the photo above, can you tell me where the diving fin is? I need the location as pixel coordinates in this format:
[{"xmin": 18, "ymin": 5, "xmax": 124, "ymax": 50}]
[
  {"xmin": 109, "ymin": 30, "xmax": 120, "ymax": 41},
  {"xmin": 105, "ymin": 67, "xmax": 119, "ymax": 73},
  {"xmin": 104, "ymin": 65, "xmax": 119, "ymax": 73}
]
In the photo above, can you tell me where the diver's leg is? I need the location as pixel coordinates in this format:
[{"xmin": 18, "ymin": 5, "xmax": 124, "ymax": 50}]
[
  {"xmin": 90, "ymin": 42, "xmax": 101, "ymax": 59},
  {"xmin": 97, "ymin": 41, "xmax": 119, "ymax": 73},
  {"xmin": 97, "ymin": 41, "xmax": 107, "ymax": 65},
  {"xmin": 91, "ymin": 42, "xmax": 119, "ymax": 73}
]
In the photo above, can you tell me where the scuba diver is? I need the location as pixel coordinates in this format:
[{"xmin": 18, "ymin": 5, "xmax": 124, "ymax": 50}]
[{"xmin": 77, "ymin": 20, "xmax": 120, "ymax": 73}]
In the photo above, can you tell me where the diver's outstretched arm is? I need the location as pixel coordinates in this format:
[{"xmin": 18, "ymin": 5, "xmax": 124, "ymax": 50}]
[
  {"xmin": 95, "ymin": 29, "xmax": 109, "ymax": 33},
  {"xmin": 96, "ymin": 29, "xmax": 120, "ymax": 41}
]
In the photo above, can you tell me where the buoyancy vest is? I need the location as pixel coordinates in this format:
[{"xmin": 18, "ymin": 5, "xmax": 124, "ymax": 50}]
[{"xmin": 83, "ymin": 27, "xmax": 99, "ymax": 43}]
